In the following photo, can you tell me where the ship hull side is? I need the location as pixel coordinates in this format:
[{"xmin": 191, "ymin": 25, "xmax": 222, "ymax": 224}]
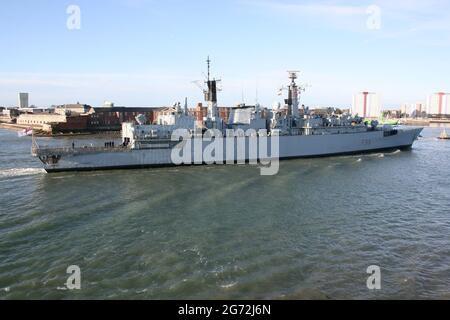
[{"xmin": 41, "ymin": 127, "xmax": 423, "ymax": 173}]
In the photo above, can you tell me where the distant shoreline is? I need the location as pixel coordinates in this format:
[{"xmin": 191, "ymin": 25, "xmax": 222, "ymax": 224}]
[
  {"xmin": 0, "ymin": 123, "xmax": 120, "ymax": 137},
  {"xmin": 1, "ymin": 120, "xmax": 448, "ymax": 137},
  {"xmin": 399, "ymin": 119, "xmax": 450, "ymax": 126},
  {"xmin": 0, "ymin": 123, "xmax": 25, "ymax": 132}
]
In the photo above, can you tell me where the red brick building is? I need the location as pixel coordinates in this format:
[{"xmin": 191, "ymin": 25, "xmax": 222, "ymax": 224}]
[
  {"xmin": 189, "ymin": 103, "xmax": 231, "ymax": 124},
  {"xmin": 87, "ymin": 107, "xmax": 156, "ymax": 130},
  {"xmin": 50, "ymin": 115, "xmax": 90, "ymax": 132}
]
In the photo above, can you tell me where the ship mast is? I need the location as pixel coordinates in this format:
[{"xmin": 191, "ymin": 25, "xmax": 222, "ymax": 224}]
[
  {"xmin": 204, "ymin": 56, "xmax": 222, "ymax": 128},
  {"xmin": 272, "ymin": 71, "xmax": 304, "ymax": 134},
  {"xmin": 207, "ymin": 56, "xmax": 211, "ymax": 82},
  {"xmin": 205, "ymin": 56, "xmax": 219, "ymax": 119},
  {"xmin": 287, "ymin": 71, "xmax": 300, "ymax": 118}
]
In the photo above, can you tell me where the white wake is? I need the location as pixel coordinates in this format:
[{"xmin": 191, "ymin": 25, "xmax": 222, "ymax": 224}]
[{"xmin": 0, "ymin": 168, "xmax": 45, "ymax": 178}]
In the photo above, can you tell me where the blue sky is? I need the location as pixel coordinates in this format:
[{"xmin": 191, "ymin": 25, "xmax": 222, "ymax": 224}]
[{"xmin": 0, "ymin": 0, "xmax": 449, "ymax": 108}]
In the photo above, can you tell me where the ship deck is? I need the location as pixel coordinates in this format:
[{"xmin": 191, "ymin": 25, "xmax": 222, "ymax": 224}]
[{"xmin": 32, "ymin": 146, "xmax": 132, "ymax": 157}]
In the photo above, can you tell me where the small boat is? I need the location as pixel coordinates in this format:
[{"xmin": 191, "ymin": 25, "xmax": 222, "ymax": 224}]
[{"xmin": 438, "ymin": 129, "xmax": 450, "ymax": 140}]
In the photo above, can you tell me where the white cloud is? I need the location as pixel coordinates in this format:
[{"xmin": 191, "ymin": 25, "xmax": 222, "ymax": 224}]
[
  {"xmin": 242, "ymin": 0, "xmax": 370, "ymax": 31},
  {"xmin": 243, "ymin": 0, "xmax": 450, "ymax": 37},
  {"xmin": 246, "ymin": 0, "xmax": 366, "ymax": 16}
]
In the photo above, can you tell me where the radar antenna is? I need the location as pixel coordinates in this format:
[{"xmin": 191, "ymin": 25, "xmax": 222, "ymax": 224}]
[
  {"xmin": 192, "ymin": 57, "xmax": 222, "ymax": 95},
  {"xmin": 287, "ymin": 70, "xmax": 300, "ymax": 82},
  {"xmin": 207, "ymin": 56, "xmax": 211, "ymax": 82},
  {"xmin": 278, "ymin": 71, "xmax": 310, "ymax": 98}
]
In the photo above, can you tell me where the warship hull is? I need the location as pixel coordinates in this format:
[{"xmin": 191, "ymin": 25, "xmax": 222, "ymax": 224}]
[{"xmin": 38, "ymin": 127, "xmax": 422, "ymax": 173}]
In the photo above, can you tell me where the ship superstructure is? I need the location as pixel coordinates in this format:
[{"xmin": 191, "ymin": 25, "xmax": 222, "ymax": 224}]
[{"xmin": 32, "ymin": 59, "xmax": 423, "ymax": 173}]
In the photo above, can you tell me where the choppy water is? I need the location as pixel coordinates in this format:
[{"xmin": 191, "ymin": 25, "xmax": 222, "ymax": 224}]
[{"xmin": 0, "ymin": 127, "xmax": 449, "ymax": 300}]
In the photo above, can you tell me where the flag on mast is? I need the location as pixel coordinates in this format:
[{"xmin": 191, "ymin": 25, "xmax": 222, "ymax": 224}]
[{"xmin": 18, "ymin": 127, "xmax": 33, "ymax": 137}]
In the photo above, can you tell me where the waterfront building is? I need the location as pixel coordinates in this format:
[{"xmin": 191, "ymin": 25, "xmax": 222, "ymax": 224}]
[
  {"xmin": 19, "ymin": 107, "xmax": 54, "ymax": 114},
  {"xmin": 16, "ymin": 112, "xmax": 89, "ymax": 132},
  {"xmin": 18, "ymin": 93, "xmax": 29, "ymax": 109},
  {"xmin": 185, "ymin": 103, "xmax": 231, "ymax": 128},
  {"xmin": 0, "ymin": 108, "xmax": 20, "ymax": 123},
  {"xmin": 16, "ymin": 104, "xmax": 157, "ymax": 133},
  {"xmin": 427, "ymin": 92, "xmax": 450, "ymax": 117},
  {"xmin": 87, "ymin": 105, "xmax": 156, "ymax": 130},
  {"xmin": 17, "ymin": 113, "xmax": 73, "ymax": 126},
  {"xmin": 351, "ymin": 92, "xmax": 381, "ymax": 118},
  {"xmin": 55, "ymin": 103, "xmax": 92, "ymax": 115}
]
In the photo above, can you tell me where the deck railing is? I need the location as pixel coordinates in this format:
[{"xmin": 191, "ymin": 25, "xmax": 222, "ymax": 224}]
[{"xmin": 32, "ymin": 145, "xmax": 131, "ymax": 157}]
